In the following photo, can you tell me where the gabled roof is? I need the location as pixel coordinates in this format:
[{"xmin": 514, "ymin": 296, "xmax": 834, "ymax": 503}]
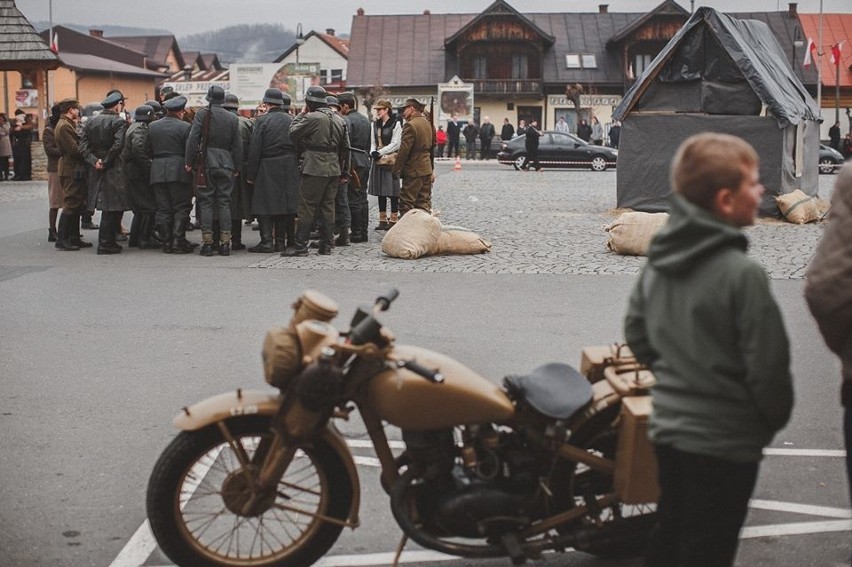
[
  {"xmin": 106, "ymin": 35, "xmax": 184, "ymax": 71},
  {"xmin": 182, "ymin": 50, "xmax": 201, "ymax": 69},
  {"xmin": 608, "ymin": 0, "xmax": 689, "ymax": 45},
  {"xmin": 799, "ymin": 13, "xmax": 852, "ymax": 87},
  {"xmin": 274, "ymin": 30, "xmax": 350, "ymax": 63},
  {"xmin": 39, "ymin": 26, "xmax": 149, "ymax": 69},
  {"xmin": 58, "ymin": 52, "xmax": 168, "ymax": 78},
  {"xmin": 614, "ymin": 7, "xmax": 819, "ymax": 127},
  {"xmin": 200, "ymin": 53, "xmax": 223, "ymax": 71},
  {"xmin": 0, "ymin": 0, "xmax": 59, "ymax": 70},
  {"xmin": 444, "ymin": 0, "xmax": 555, "ymax": 48}
]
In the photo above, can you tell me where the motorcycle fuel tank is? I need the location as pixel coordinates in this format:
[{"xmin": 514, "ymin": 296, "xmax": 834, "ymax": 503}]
[{"xmin": 367, "ymin": 345, "xmax": 515, "ymax": 430}]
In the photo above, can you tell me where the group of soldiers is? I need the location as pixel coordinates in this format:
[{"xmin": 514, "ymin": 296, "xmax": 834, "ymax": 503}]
[{"xmin": 49, "ymin": 82, "xmax": 435, "ymax": 257}]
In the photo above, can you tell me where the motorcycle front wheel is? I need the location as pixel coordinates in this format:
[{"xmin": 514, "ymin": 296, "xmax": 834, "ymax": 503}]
[{"xmin": 146, "ymin": 415, "xmax": 352, "ymax": 567}]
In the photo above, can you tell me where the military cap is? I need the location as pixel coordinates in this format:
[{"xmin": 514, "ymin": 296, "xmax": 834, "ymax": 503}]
[
  {"xmin": 404, "ymin": 98, "xmax": 425, "ymax": 111},
  {"xmin": 102, "ymin": 90, "xmax": 125, "ymax": 108},
  {"xmin": 223, "ymin": 93, "xmax": 240, "ymax": 110},
  {"xmin": 134, "ymin": 105, "xmax": 154, "ymax": 122},
  {"xmin": 373, "ymin": 99, "xmax": 392, "ymax": 111},
  {"xmin": 206, "ymin": 85, "xmax": 225, "ymax": 103},
  {"xmin": 159, "ymin": 85, "xmax": 174, "ymax": 98},
  {"xmin": 337, "ymin": 91, "xmax": 356, "ymax": 106},
  {"xmin": 326, "ymin": 95, "xmax": 340, "ymax": 109},
  {"xmin": 57, "ymin": 97, "xmax": 80, "ymax": 112},
  {"xmin": 163, "ymin": 96, "xmax": 188, "ymax": 112},
  {"xmin": 262, "ymin": 88, "xmax": 284, "ymax": 105},
  {"xmin": 162, "ymin": 91, "xmax": 180, "ymax": 102}
]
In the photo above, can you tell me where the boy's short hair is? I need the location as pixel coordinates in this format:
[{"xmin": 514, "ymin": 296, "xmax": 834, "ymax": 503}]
[{"xmin": 671, "ymin": 133, "xmax": 759, "ymax": 210}]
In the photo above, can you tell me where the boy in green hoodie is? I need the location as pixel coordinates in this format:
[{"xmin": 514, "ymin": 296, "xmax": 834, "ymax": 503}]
[{"xmin": 624, "ymin": 133, "xmax": 793, "ymax": 567}]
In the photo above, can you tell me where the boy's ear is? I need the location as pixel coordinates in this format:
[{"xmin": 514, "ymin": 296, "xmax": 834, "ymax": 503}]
[{"xmin": 712, "ymin": 187, "xmax": 735, "ymax": 220}]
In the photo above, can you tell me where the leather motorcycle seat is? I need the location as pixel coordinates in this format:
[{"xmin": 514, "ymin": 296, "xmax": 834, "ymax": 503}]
[{"xmin": 503, "ymin": 363, "xmax": 593, "ymax": 420}]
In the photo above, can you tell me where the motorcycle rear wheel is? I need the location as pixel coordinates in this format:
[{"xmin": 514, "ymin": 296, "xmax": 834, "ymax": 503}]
[{"xmin": 146, "ymin": 415, "xmax": 352, "ymax": 567}]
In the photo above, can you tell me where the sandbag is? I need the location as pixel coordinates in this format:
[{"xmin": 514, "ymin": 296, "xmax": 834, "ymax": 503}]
[
  {"xmin": 381, "ymin": 209, "xmax": 442, "ymax": 259},
  {"xmin": 605, "ymin": 212, "xmax": 669, "ymax": 256},
  {"xmin": 436, "ymin": 225, "xmax": 492, "ymax": 255},
  {"xmin": 776, "ymin": 189, "xmax": 820, "ymax": 224}
]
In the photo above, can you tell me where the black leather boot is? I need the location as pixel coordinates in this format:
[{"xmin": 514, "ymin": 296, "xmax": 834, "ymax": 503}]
[
  {"xmin": 280, "ymin": 218, "xmax": 310, "ymax": 256},
  {"xmin": 172, "ymin": 217, "xmax": 194, "ymax": 254},
  {"xmin": 138, "ymin": 214, "xmax": 160, "ymax": 249},
  {"xmin": 284, "ymin": 215, "xmax": 296, "ymax": 249},
  {"xmin": 54, "ymin": 213, "xmax": 80, "ymax": 251},
  {"xmin": 230, "ymin": 220, "xmax": 245, "ymax": 251},
  {"xmin": 97, "ymin": 212, "xmax": 122, "ymax": 254},
  {"xmin": 319, "ymin": 223, "xmax": 335, "ymax": 255},
  {"xmin": 248, "ymin": 216, "xmax": 275, "ymax": 253},
  {"xmin": 69, "ymin": 213, "xmax": 92, "ymax": 248},
  {"xmin": 80, "ymin": 211, "xmax": 98, "ymax": 230},
  {"xmin": 128, "ymin": 213, "xmax": 141, "ymax": 247},
  {"xmin": 335, "ymin": 229, "xmax": 350, "ymax": 246},
  {"xmin": 159, "ymin": 222, "xmax": 174, "ymax": 254}
]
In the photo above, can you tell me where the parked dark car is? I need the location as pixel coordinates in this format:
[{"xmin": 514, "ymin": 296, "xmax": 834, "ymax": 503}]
[
  {"xmin": 497, "ymin": 131, "xmax": 618, "ymax": 171},
  {"xmin": 819, "ymin": 144, "xmax": 845, "ymax": 174}
]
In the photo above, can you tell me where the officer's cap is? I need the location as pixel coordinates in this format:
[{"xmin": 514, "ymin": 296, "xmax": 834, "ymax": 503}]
[
  {"xmin": 262, "ymin": 88, "xmax": 284, "ymax": 106},
  {"xmin": 223, "ymin": 93, "xmax": 240, "ymax": 110},
  {"xmin": 57, "ymin": 97, "xmax": 79, "ymax": 112},
  {"xmin": 163, "ymin": 96, "xmax": 188, "ymax": 112},
  {"xmin": 102, "ymin": 90, "xmax": 126, "ymax": 108}
]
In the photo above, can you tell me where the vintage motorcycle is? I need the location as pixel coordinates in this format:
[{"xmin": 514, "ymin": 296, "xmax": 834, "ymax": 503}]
[{"xmin": 146, "ymin": 289, "xmax": 658, "ymax": 566}]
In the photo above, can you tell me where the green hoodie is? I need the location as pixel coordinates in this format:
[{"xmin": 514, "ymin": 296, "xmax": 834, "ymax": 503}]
[{"xmin": 624, "ymin": 194, "xmax": 793, "ymax": 462}]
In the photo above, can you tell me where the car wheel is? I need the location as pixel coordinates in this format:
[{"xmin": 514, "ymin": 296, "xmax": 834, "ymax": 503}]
[
  {"xmin": 514, "ymin": 154, "xmax": 527, "ymax": 171},
  {"xmin": 590, "ymin": 156, "xmax": 608, "ymax": 172},
  {"xmin": 819, "ymin": 158, "xmax": 837, "ymax": 175}
]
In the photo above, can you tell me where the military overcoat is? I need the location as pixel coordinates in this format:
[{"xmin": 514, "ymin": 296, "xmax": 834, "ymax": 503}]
[
  {"xmin": 146, "ymin": 116, "xmax": 192, "ymax": 185},
  {"xmin": 123, "ymin": 121, "xmax": 156, "ymax": 212},
  {"xmin": 247, "ymin": 107, "xmax": 299, "ymax": 215},
  {"xmin": 80, "ymin": 109, "xmax": 130, "ymax": 212}
]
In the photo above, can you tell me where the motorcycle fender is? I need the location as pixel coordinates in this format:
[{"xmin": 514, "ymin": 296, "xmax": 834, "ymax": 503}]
[{"xmin": 172, "ymin": 389, "xmax": 361, "ymax": 528}]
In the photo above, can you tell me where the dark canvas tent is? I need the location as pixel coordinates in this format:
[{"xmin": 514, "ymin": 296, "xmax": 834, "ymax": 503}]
[{"xmin": 612, "ymin": 7, "xmax": 820, "ymax": 215}]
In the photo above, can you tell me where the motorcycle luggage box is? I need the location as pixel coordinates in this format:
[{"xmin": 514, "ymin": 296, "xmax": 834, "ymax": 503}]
[
  {"xmin": 580, "ymin": 344, "xmax": 635, "ymax": 383},
  {"xmin": 604, "ymin": 364, "xmax": 655, "ymax": 397},
  {"xmin": 614, "ymin": 396, "xmax": 660, "ymax": 504}
]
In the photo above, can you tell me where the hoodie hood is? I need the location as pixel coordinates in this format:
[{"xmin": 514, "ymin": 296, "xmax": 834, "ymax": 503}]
[{"xmin": 648, "ymin": 194, "xmax": 748, "ymax": 274}]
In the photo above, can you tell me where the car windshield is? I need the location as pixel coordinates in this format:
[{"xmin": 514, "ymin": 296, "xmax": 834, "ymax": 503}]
[{"xmin": 550, "ymin": 132, "xmax": 585, "ymax": 145}]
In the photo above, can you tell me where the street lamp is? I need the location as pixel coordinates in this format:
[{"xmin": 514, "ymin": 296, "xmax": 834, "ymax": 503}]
[{"xmin": 296, "ymin": 23, "xmax": 305, "ymax": 64}]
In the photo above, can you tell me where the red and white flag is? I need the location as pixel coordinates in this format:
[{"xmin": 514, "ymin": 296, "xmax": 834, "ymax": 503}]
[
  {"xmin": 831, "ymin": 41, "xmax": 845, "ymax": 66},
  {"xmin": 50, "ymin": 31, "xmax": 58, "ymax": 53},
  {"xmin": 803, "ymin": 37, "xmax": 816, "ymax": 67}
]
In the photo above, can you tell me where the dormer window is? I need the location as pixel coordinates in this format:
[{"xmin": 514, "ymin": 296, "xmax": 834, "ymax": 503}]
[
  {"xmin": 581, "ymin": 54, "xmax": 597, "ymax": 68},
  {"xmin": 566, "ymin": 54, "xmax": 597, "ymax": 69},
  {"xmin": 565, "ymin": 54, "xmax": 581, "ymax": 68}
]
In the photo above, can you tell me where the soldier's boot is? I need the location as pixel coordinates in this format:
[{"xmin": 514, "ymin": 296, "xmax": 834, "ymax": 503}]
[
  {"xmin": 280, "ymin": 218, "xmax": 310, "ymax": 257},
  {"xmin": 199, "ymin": 231, "xmax": 215, "ymax": 257},
  {"xmin": 54, "ymin": 213, "xmax": 80, "ymax": 251},
  {"xmin": 230, "ymin": 220, "xmax": 245, "ymax": 251},
  {"xmin": 80, "ymin": 211, "xmax": 99, "ymax": 230},
  {"xmin": 273, "ymin": 216, "xmax": 287, "ymax": 252},
  {"xmin": 159, "ymin": 223, "xmax": 174, "ymax": 254},
  {"xmin": 335, "ymin": 228, "xmax": 350, "ymax": 246},
  {"xmin": 374, "ymin": 211, "xmax": 389, "ymax": 231},
  {"xmin": 389, "ymin": 211, "xmax": 399, "ymax": 227},
  {"xmin": 284, "ymin": 215, "xmax": 296, "ymax": 249},
  {"xmin": 69, "ymin": 212, "xmax": 92, "ymax": 248},
  {"xmin": 97, "ymin": 212, "xmax": 122, "ymax": 255},
  {"xmin": 219, "ymin": 231, "xmax": 231, "ymax": 256},
  {"xmin": 360, "ymin": 209, "xmax": 369, "ymax": 239},
  {"xmin": 211, "ymin": 220, "xmax": 221, "ymax": 251},
  {"xmin": 138, "ymin": 214, "xmax": 160, "ymax": 249},
  {"xmin": 350, "ymin": 208, "xmax": 366, "ymax": 243},
  {"xmin": 248, "ymin": 216, "xmax": 275, "ymax": 253},
  {"xmin": 128, "ymin": 213, "xmax": 142, "ymax": 247},
  {"xmin": 319, "ymin": 223, "xmax": 335, "ymax": 255},
  {"xmin": 172, "ymin": 217, "xmax": 194, "ymax": 254}
]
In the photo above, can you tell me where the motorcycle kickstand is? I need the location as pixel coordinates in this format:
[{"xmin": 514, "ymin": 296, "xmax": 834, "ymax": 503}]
[{"xmin": 392, "ymin": 534, "xmax": 409, "ymax": 567}]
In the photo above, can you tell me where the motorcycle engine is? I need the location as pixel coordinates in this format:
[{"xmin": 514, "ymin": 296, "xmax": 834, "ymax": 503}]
[{"xmin": 402, "ymin": 426, "xmax": 549, "ymax": 539}]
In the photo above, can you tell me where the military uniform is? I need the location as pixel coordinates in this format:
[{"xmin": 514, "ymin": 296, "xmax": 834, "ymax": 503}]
[
  {"xmin": 185, "ymin": 87, "xmax": 242, "ymax": 255},
  {"xmin": 247, "ymin": 104, "xmax": 299, "ymax": 252},
  {"xmin": 54, "ymin": 104, "xmax": 90, "ymax": 250},
  {"xmin": 80, "ymin": 96, "xmax": 130, "ymax": 254},
  {"xmin": 147, "ymin": 99, "xmax": 193, "ymax": 253},
  {"xmin": 393, "ymin": 106, "xmax": 435, "ymax": 217},
  {"xmin": 123, "ymin": 109, "xmax": 157, "ymax": 248},
  {"xmin": 341, "ymin": 92, "xmax": 371, "ymax": 242},
  {"xmin": 287, "ymin": 94, "xmax": 349, "ymax": 255}
]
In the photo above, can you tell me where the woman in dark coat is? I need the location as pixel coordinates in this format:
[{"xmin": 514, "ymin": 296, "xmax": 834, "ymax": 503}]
[
  {"xmin": 43, "ymin": 105, "xmax": 63, "ymax": 242},
  {"xmin": 368, "ymin": 99, "xmax": 402, "ymax": 230}
]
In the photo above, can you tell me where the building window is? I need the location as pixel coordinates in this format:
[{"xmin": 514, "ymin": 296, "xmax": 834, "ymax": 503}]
[
  {"xmin": 634, "ymin": 54, "xmax": 653, "ymax": 76},
  {"xmin": 565, "ymin": 54, "xmax": 581, "ymax": 69},
  {"xmin": 331, "ymin": 69, "xmax": 343, "ymax": 83},
  {"xmin": 511, "ymin": 54, "xmax": 528, "ymax": 79},
  {"xmin": 319, "ymin": 70, "xmax": 329, "ymax": 85},
  {"xmin": 566, "ymin": 54, "xmax": 597, "ymax": 69},
  {"xmin": 473, "ymin": 56, "xmax": 487, "ymax": 80},
  {"xmin": 581, "ymin": 54, "xmax": 597, "ymax": 69}
]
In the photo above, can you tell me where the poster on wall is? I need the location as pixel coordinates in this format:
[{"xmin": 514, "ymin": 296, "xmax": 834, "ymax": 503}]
[
  {"xmin": 230, "ymin": 63, "xmax": 321, "ymax": 108},
  {"xmin": 437, "ymin": 76, "xmax": 473, "ymax": 123},
  {"xmin": 15, "ymin": 89, "xmax": 38, "ymax": 108},
  {"xmin": 161, "ymin": 81, "xmax": 230, "ymax": 109}
]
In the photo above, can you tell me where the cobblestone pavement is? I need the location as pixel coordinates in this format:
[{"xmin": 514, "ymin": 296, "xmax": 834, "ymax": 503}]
[{"xmin": 3, "ymin": 165, "xmax": 837, "ymax": 279}]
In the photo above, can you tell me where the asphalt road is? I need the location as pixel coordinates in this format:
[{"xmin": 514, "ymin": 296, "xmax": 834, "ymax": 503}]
[{"xmin": 0, "ymin": 164, "xmax": 848, "ymax": 567}]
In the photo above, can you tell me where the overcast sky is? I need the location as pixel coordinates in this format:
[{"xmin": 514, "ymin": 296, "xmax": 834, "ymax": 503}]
[{"xmin": 16, "ymin": 0, "xmax": 852, "ymax": 39}]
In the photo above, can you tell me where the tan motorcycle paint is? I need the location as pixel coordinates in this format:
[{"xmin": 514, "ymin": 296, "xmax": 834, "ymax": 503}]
[
  {"xmin": 172, "ymin": 389, "xmax": 361, "ymax": 528},
  {"xmin": 367, "ymin": 345, "xmax": 515, "ymax": 430}
]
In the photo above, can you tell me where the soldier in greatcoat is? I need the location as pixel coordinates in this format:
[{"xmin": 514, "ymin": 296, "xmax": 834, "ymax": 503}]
[
  {"xmin": 147, "ymin": 96, "xmax": 194, "ymax": 254},
  {"xmin": 53, "ymin": 98, "xmax": 92, "ymax": 251},
  {"xmin": 282, "ymin": 86, "xmax": 349, "ymax": 256},
  {"xmin": 338, "ymin": 91, "xmax": 371, "ymax": 242},
  {"xmin": 392, "ymin": 98, "xmax": 435, "ymax": 218},
  {"xmin": 79, "ymin": 90, "xmax": 130, "ymax": 254},
  {"xmin": 246, "ymin": 88, "xmax": 299, "ymax": 253},
  {"xmin": 185, "ymin": 85, "xmax": 242, "ymax": 256},
  {"xmin": 124, "ymin": 105, "xmax": 158, "ymax": 249},
  {"xmin": 222, "ymin": 93, "xmax": 253, "ymax": 250}
]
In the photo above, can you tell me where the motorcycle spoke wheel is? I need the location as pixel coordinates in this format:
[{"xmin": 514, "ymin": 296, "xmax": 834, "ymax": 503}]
[{"xmin": 147, "ymin": 416, "xmax": 352, "ymax": 567}]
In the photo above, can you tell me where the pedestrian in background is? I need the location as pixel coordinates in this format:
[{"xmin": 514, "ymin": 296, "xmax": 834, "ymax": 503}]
[
  {"xmin": 463, "ymin": 120, "xmax": 478, "ymax": 160},
  {"xmin": 392, "ymin": 98, "xmax": 435, "ymax": 218},
  {"xmin": 500, "ymin": 117, "xmax": 514, "ymax": 141},
  {"xmin": 624, "ymin": 133, "xmax": 793, "ymax": 567},
  {"xmin": 43, "ymin": 104, "xmax": 63, "ymax": 242},
  {"xmin": 0, "ymin": 113, "xmax": 11, "ymax": 180},
  {"xmin": 805, "ymin": 162, "xmax": 852, "ymax": 508},
  {"xmin": 446, "ymin": 112, "xmax": 461, "ymax": 158},
  {"xmin": 11, "ymin": 109, "xmax": 33, "ymax": 181},
  {"xmin": 577, "ymin": 118, "xmax": 591, "ymax": 142},
  {"xmin": 520, "ymin": 120, "xmax": 543, "ymax": 172},
  {"xmin": 369, "ymin": 99, "xmax": 401, "ymax": 231},
  {"xmin": 591, "ymin": 116, "xmax": 603, "ymax": 145},
  {"xmin": 609, "ymin": 120, "xmax": 621, "ymax": 149},
  {"xmin": 829, "ymin": 121, "xmax": 841, "ymax": 152},
  {"xmin": 479, "ymin": 116, "xmax": 495, "ymax": 159},
  {"xmin": 554, "ymin": 116, "xmax": 570, "ymax": 134},
  {"xmin": 435, "ymin": 125, "xmax": 447, "ymax": 158},
  {"xmin": 516, "ymin": 119, "xmax": 527, "ymax": 137}
]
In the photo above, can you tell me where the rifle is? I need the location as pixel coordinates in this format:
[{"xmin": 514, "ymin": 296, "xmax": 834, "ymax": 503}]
[
  {"xmin": 429, "ymin": 96, "xmax": 435, "ymax": 169},
  {"xmin": 194, "ymin": 108, "xmax": 212, "ymax": 190}
]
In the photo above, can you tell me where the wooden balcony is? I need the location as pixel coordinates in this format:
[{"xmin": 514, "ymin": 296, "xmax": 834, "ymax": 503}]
[{"xmin": 471, "ymin": 79, "xmax": 542, "ymax": 96}]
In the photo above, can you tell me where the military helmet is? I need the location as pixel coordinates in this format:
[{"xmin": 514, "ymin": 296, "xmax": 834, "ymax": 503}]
[
  {"xmin": 223, "ymin": 93, "xmax": 240, "ymax": 110},
  {"xmin": 262, "ymin": 88, "xmax": 284, "ymax": 105},
  {"xmin": 304, "ymin": 85, "xmax": 328, "ymax": 105},
  {"xmin": 134, "ymin": 105, "xmax": 154, "ymax": 122},
  {"xmin": 144, "ymin": 100, "xmax": 164, "ymax": 117},
  {"xmin": 206, "ymin": 85, "xmax": 225, "ymax": 103},
  {"xmin": 326, "ymin": 95, "xmax": 340, "ymax": 109},
  {"xmin": 280, "ymin": 92, "xmax": 292, "ymax": 110}
]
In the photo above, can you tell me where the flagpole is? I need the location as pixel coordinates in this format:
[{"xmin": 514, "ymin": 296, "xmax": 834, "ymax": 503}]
[
  {"xmin": 48, "ymin": 0, "xmax": 53, "ymax": 106},
  {"xmin": 837, "ymin": 46, "xmax": 841, "ymax": 125},
  {"xmin": 817, "ymin": 0, "xmax": 823, "ymax": 122}
]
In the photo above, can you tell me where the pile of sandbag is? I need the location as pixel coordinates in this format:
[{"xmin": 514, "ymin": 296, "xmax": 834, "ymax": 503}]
[
  {"xmin": 776, "ymin": 189, "xmax": 825, "ymax": 224},
  {"xmin": 605, "ymin": 212, "xmax": 669, "ymax": 256},
  {"xmin": 381, "ymin": 209, "xmax": 491, "ymax": 259}
]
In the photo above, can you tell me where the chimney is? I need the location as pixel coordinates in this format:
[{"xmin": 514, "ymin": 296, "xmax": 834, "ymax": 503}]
[
  {"xmin": 423, "ymin": 9, "xmax": 431, "ymax": 15},
  {"xmin": 89, "ymin": 29, "xmax": 104, "ymax": 38},
  {"xmin": 326, "ymin": 28, "xmax": 335, "ymax": 36},
  {"xmin": 788, "ymin": 3, "xmax": 797, "ymax": 17},
  {"xmin": 356, "ymin": 7, "xmax": 365, "ymax": 16},
  {"xmin": 599, "ymin": 4, "xmax": 609, "ymax": 13}
]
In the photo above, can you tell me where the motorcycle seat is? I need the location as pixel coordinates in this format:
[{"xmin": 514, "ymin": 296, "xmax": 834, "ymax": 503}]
[{"xmin": 503, "ymin": 363, "xmax": 593, "ymax": 420}]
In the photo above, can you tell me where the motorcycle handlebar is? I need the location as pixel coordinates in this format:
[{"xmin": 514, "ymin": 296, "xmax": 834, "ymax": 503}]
[
  {"xmin": 375, "ymin": 289, "xmax": 399, "ymax": 312},
  {"xmin": 399, "ymin": 359, "xmax": 445, "ymax": 384}
]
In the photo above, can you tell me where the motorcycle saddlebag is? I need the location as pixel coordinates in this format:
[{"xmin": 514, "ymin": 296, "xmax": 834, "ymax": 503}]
[
  {"xmin": 614, "ymin": 396, "xmax": 660, "ymax": 504},
  {"xmin": 580, "ymin": 344, "xmax": 635, "ymax": 383}
]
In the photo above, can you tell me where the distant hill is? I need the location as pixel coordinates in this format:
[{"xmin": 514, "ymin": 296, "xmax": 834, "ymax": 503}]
[
  {"xmin": 180, "ymin": 24, "xmax": 298, "ymax": 65},
  {"xmin": 31, "ymin": 21, "xmax": 171, "ymax": 36}
]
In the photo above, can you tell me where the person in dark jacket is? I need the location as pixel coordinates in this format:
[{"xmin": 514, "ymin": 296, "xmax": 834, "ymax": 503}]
[
  {"xmin": 222, "ymin": 93, "xmax": 253, "ymax": 250},
  {"xmin": 54, "ymin": 98, "xmax": 92, "ymax": 251},
  {"xmin": 147, "ymin": 96, "xmax": 194, "ymax": 254},
  {"xmin": 520, "ymin": 120, "xmax": 543, "ymax": 171},
  {"xmin": 339, "ymin": 91, "xmax": 371, "ymax": 242},
  {"xmin": 10, "ymin": 109, "xmax": 33, "ymax": 180},
  {"xmin": 246, "ymin": 88, "xmax": 299, "ymax": 253},
  {"xmin": 185, "ymin": 85, "xmax": 243, "ymax": 256},
  {"xmin": 80, "ymin": 90, "xmax": 130, "ymax": 254},
  {"xmin": 608, "ymin": 120, "xmax": 621, "ymax": 149},
  {"xmin": 500, "ymin": 118, "xmax": 515, "ymax": 141},
  {"xmin": 576, "ymin": 118, "xmax": 592, "ymax": 142},
  {"xmin": 829, "ymin": 121, "xmax": 842, "ymax": 152},
  {"xmin": 446, "ymin": 113, "xmax": 462, "ymax": 158},
  {"xmin": 124, "ymin": 105, "xmax": 158, "ymax": 249},
  {"xmin": 479, "ymin": 116, "xmax": 495, "ymax": 159},
  {"xmin": 463, "ymin": 121, "xmax": 479, "ymax": 160},
  {"xmin": 625, "ymin": 133, "xmax": 793, "ymax": 567},
  {"xmin": 43, "ymin": 104, "xmax": 63, "ymax": 242}
]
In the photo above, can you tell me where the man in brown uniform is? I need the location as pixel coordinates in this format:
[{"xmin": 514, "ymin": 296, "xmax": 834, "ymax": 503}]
[
  {"xmin": 392, "ymin": 98, "xmax": 435, "ymax": 218},
  {"xmin": 53, "ymin": 98, "xmax": 92, "ymax": 251}
]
